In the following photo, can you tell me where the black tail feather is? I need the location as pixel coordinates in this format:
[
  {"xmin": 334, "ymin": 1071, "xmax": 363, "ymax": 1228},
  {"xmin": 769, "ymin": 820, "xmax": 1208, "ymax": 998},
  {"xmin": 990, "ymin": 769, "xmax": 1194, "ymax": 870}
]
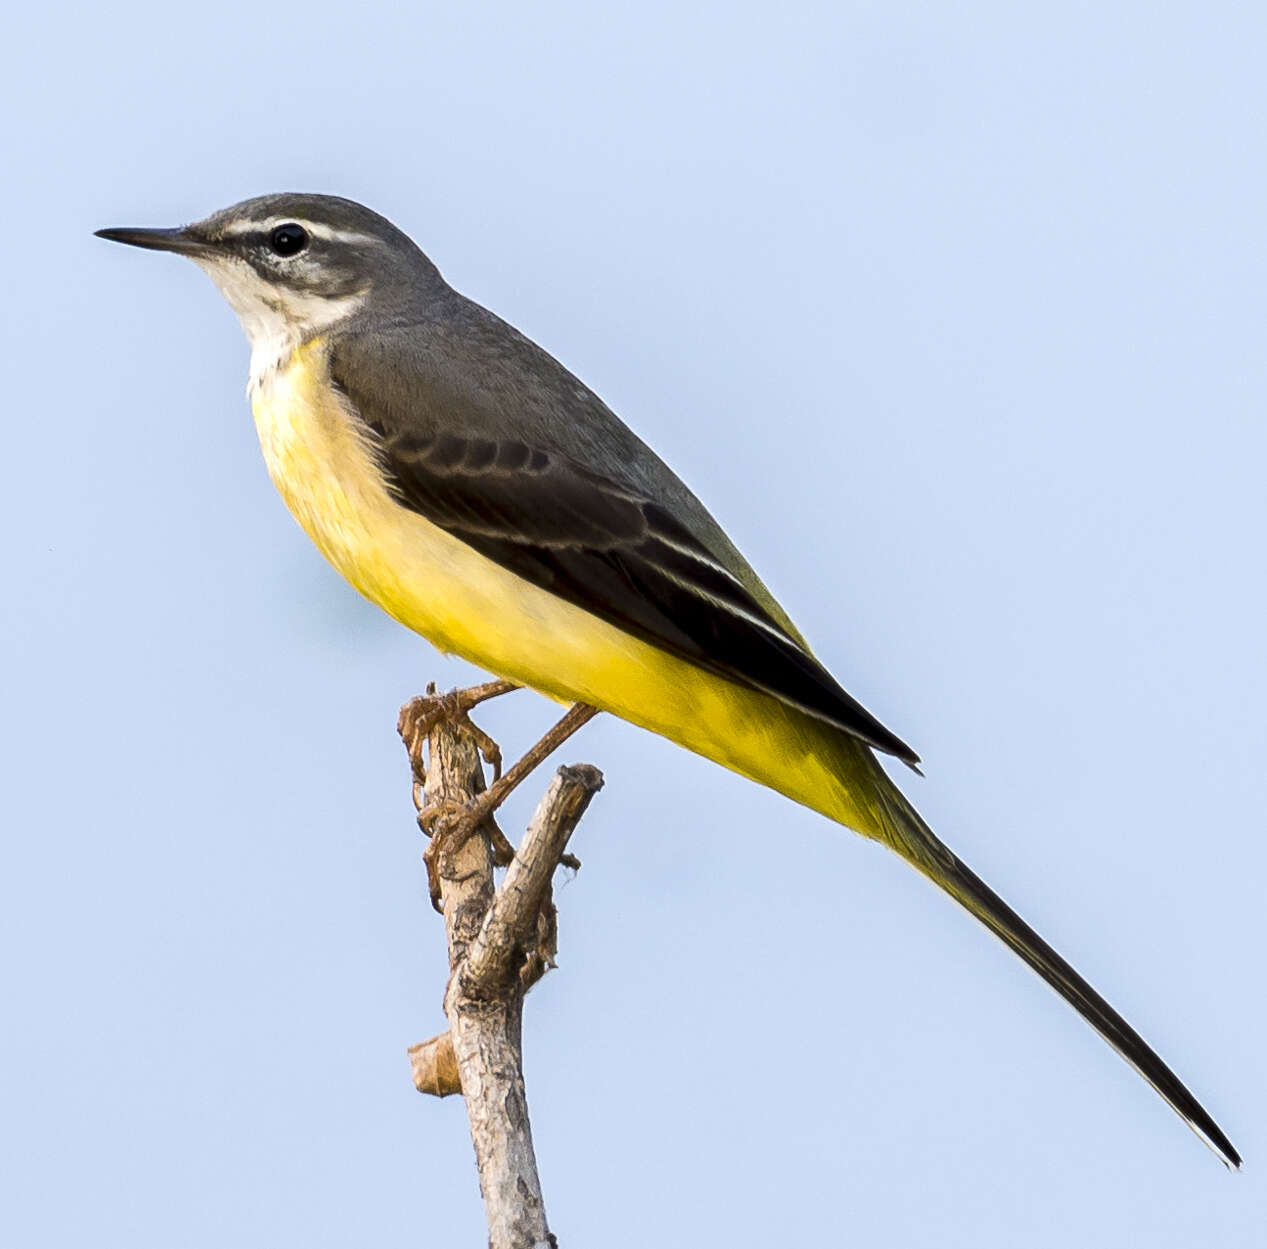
[{"xmin": 873, "ymin": 776, "xmax": 1240, "ymax": 1169}]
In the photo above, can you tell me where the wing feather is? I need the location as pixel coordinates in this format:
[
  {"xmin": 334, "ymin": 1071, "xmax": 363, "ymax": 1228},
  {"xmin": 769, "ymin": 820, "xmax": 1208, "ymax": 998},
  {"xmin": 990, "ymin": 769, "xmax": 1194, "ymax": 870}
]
[{"xmin": 331, "ymin": 350, "xmax": 919, "ymax": 763}]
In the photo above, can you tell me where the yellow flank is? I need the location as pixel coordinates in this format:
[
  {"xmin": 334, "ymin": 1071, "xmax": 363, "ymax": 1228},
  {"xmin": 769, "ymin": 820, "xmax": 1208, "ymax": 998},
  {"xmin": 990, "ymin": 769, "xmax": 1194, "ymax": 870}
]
[{"xmin": 252, "ymin": 336, "xmax": 896, "ymax": 843}]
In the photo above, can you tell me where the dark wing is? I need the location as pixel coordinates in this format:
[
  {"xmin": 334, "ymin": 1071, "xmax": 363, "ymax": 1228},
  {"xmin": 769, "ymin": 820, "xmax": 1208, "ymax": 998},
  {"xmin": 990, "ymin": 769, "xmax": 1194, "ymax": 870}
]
[{"xmin": 344, "ymin": 409, "xmax": 919, "ymax": 764}]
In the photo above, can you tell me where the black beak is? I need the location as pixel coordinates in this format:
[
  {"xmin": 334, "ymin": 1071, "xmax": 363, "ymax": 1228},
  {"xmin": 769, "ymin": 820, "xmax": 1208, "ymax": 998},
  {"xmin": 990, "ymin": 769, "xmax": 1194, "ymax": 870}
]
[{"xmin": 94, "ymin": 225, "xmax": 216, "ymax": 258}]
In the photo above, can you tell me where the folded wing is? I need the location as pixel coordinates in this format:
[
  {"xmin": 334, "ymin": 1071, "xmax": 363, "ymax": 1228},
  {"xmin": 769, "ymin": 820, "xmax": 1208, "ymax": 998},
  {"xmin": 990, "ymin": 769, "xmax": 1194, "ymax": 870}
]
[{"xmin": 339, "ymin": 396, "xmax": 918, "ymax": 764}]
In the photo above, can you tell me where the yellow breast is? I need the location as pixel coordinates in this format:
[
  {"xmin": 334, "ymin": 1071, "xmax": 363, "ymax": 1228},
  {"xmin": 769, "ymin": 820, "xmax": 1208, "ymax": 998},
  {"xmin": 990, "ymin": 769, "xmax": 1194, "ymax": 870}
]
[
  {"xmin": 251, "ymin": 336, "xmax": 440, "ymax": 635},
  {"xmin": 249, "ymin": 336, "xmax": 888, "ymax": 840}
]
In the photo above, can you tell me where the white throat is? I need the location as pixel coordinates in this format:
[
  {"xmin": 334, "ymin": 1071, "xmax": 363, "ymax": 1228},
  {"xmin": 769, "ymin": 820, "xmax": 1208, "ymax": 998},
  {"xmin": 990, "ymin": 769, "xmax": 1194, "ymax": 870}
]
[{"xmin": 195, "ymin": 256, "xmax": 366, "ymax": 394}]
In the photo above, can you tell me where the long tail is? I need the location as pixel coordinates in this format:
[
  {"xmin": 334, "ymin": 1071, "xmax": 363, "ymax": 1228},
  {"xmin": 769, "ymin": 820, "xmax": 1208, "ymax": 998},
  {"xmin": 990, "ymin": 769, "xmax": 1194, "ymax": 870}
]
[{"xmin": 863, "ymin": 761, "xmax": 1241, "ymax": 1169}]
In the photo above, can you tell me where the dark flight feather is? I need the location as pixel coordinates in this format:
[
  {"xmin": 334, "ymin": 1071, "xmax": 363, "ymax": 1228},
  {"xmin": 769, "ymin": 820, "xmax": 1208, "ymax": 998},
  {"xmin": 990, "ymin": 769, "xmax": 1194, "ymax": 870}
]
[{"xmin": 328, "ymin": 330, "xmax": 919, "ymax": 764}]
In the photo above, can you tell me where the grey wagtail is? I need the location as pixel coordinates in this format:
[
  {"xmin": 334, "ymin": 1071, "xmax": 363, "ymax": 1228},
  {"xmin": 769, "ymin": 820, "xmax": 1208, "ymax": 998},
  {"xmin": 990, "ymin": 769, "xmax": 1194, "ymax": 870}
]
[{"xmin": 96, "ymin": 193, "xmax": 1239, "ymax": 1168}]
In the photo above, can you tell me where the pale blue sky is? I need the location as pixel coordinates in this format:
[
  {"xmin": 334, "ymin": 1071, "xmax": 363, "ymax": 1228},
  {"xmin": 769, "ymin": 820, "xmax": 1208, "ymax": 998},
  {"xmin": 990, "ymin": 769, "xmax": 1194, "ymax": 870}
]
[{"xmin": 3, "ymin": 2, "xmax": 1264, "ymax": 1245}]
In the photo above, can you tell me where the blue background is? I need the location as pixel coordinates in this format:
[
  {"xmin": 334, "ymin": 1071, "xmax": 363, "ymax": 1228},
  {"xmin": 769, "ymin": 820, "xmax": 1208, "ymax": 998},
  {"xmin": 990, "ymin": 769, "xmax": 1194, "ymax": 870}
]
[{"xmin": 3, "ymin": 3, "xmax": 1263, "ymax": 1244}]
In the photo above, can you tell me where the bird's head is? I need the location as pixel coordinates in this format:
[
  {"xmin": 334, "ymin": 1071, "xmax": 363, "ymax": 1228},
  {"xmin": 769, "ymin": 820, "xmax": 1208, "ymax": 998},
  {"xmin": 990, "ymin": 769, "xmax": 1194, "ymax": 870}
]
[{"xmin": 96, "ymin": 193, "xmax": 442, "ymax": 359}]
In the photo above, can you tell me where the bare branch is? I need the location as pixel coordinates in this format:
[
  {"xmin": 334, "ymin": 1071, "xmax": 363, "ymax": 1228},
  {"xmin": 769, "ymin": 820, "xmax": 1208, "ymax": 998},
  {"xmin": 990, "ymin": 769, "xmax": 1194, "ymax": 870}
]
[
  {"xmin": 463, "ymin": 765, "xmax": 603, "ymax": 998},
  {"xmin": 399, "ymin": 686, "xmax": 602, "ymax": 1248}
]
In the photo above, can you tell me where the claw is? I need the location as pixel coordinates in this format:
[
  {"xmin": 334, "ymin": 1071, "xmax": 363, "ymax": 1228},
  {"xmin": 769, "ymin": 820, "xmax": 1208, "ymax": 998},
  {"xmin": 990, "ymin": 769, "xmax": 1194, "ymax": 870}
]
[
  {"xmin": 422, "ymin": 842, "xmax": 444, "ymax": 912},
  {"xmin": 468, "ymin": 721, "xmax": 504, "ymax": 781},
  {"xmin": 416, "ymin": 796, "xmax": 465, "ymax": 837},
  {"xmin": 489, "ymin": 819, "xmax": 516, "ymax": 868}
]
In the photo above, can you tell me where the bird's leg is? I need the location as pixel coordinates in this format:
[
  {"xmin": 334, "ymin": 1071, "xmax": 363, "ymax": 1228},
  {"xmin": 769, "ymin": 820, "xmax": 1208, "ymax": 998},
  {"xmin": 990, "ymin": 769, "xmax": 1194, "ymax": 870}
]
[{"xmin": 452, "ymin": 702, "xmax": 601, "ymax": 839}]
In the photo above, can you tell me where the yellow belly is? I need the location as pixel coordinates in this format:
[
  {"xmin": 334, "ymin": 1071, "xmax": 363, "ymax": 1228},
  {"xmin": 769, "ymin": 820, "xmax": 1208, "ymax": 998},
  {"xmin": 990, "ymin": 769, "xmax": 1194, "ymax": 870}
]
[{"xmin": 251, "ymin": 337, "xmax": 891, "ymax": 840}]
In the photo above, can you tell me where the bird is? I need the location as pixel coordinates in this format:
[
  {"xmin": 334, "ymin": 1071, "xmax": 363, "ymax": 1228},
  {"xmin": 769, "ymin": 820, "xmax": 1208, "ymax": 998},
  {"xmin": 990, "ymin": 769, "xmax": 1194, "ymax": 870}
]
[{"xmin": 96, "ymin": 193, "xmax": 1238, "ymax": 1168}]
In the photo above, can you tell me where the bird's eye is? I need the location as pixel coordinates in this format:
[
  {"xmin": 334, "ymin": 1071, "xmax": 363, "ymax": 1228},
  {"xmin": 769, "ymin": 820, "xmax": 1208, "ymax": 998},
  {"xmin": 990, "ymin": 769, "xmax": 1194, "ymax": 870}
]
[{"xmin": 269, "ymin": 223, "xmax": 309, "ymax": 257}]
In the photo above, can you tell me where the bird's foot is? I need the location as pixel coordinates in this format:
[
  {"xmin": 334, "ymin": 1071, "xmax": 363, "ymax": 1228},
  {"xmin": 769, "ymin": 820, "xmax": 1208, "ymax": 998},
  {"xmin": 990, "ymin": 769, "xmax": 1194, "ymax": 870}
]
[
  {"xmin": 398, "ymin": 684, "xmax": 598, "ymax": 911},
  {"xmin": 399, "ymin": 681, "xmax": 521, "ymax": 910},
  {"xmin": 417, "ymin": 795, "xmax": 519, "ymax": 911},
  {"xmin": 414, "ymin": 798, "xmax": 517, "ymax": 910},
  {"xmin": 397, "ymin": 679, "xmax": 518, "ymax": 782}
]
